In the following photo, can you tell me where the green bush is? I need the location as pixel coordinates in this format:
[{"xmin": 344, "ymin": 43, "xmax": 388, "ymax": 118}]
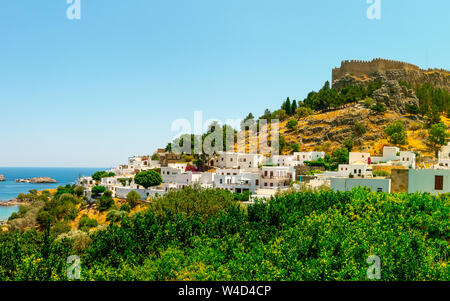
[
  {"xmin": 126, "ymin": 191, "xmax": 141, "ymax": 208},
  {"xmin": 1, "ymin": 188, "xmax": 449, "ymax": 281},
  {"xmin": 286, "ymin": 119, "xmax": 298, "ymax": 130},
  {"xmin": 98, "ymin": 191, "xmax": 114, "ymax": 212},
  {"xmin": 373, "ymin": 170, "xmax": 390, "ymax": 177},
  {"xmin": 79, "ymin": 215, "xmax": 99, "ymax": 232}
]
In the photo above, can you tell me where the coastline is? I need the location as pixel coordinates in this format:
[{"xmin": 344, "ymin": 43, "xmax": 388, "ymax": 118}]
[{"xmin": 0, "ymin": 199, "xmax": 29, "ymax": 207}]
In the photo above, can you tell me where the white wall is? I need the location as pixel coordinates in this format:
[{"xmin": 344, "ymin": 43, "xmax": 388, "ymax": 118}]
[
  {"xmin": 408, "ymin": 169, "xmax": 450, "ymax": 195},
  {"xmin": 330, "ymin": 177, "xmax": 391, "ymax": 193}
]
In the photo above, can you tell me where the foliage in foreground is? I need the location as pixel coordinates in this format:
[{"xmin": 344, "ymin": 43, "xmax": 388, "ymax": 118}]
[{"xmin": 0, "ymin": 187, "xmax": 449, "ymax": 281}]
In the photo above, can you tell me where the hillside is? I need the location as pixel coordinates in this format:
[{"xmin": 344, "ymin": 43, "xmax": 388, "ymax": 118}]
[{"xmin": 234, "ymin": 59, "xmax": 450, "ymax": 162}]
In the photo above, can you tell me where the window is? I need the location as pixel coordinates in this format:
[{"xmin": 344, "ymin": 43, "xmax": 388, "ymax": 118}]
[
  {"xmin": 377, "ymin": 188, "xmax": 383, "ymax": 192},
  {"xmin": 264, "ymin": 183, "xmax": 267, "ymax": 187},
  {"xmin": 435, "ymin": 175, "xmax": 444, "ymax": 191},
  {"xmin": 256, "ymin": 179, "xmax": 259, "ymax": 186}
]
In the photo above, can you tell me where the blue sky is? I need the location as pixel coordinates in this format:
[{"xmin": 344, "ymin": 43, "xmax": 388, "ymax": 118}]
[{"xmin": 0, "ymin": 0, "xmax": 449, "ymax": 167}]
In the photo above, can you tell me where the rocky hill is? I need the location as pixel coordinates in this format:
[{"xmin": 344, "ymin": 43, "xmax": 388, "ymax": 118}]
[{"xmin": 237, "ymin": 59, "xmax": 450, "ymax": 161}]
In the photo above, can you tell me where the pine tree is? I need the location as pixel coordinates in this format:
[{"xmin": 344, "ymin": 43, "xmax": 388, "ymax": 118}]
[{"xmin": 290, "ymin": 100, "xmax": 297, "ymax": 115}]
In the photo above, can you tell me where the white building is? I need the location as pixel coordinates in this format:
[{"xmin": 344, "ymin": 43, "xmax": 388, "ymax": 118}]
[
  {"xmin": 175, "ymin": 172, "xmax": 215, "ymax": 190},
  {"xmin": 260, "ymin": 166, "xmax": 295, "ymax": 189},
  {"xmin": 214, "ymin": 168, "xmax": 261, "ymax": 193},
  {"xmin": 293, "ymin": 151, "xmax": 325, "ymax": 165},
  {"xmin": 399, "ymin": 151, "xmax": 416, "ymax": 169},
  {"xmin": 371, "ymin": 146, "xmax": 400, "ymax": 163},
  {"xmin": 337, "ymin": 163, "xmax": 373, "ymax": 177},
  {"xmin": 212, "ymin": 152, "xmax": 264, "ymax": 169},
  {"xmin": 271, "ymin": 155, "xmax": 295, "ymax": 167},
  {"xmin": 161, "ymin": 164, "xmax": 187, "ymax": 183},
  {"xmin": 436, "ymin": 143, "xmax": 450, "ymax": 169},
  {"xmin": 349, "ymin": 152, "xmax": 371, "ymax": 164}
]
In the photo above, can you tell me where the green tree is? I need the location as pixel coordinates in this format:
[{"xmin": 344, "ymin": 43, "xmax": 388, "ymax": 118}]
[
  {"xmin": 281, "ymin": 97, "xmax": 291, "ymax": 115},
  {"xmin": 134, "ymin": 170, "xmax": 163, "ymax": 189},
  {"xmin": 92, "ymin": 171, "xmax": 115, "ymax": 182},
  {"xmin": 385, "ymin": 120, "xmax": 408, "ymax": 145},
  {"xmin": 343, "ymin": 139, "xmax": 354, "ymax": 152},
  {"xmin": 354, "ymin": 122, "xmax": 366, "ymax": 136},
  {"xmin": 91, "ymin": 186, "xmax": 106, "ymax": 198},
  {"xmin": 428, "ymin": 123, "xmax": 450, "ymax": 157},
  {"xmin": 290, "ymin": 100, "xmax": 298, "ymax": 116}
]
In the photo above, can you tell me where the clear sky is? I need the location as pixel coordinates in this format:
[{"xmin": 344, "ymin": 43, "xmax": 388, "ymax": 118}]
[{"xmin": 0, "ymin": 0, "xmax": 449, "ymax": 167}]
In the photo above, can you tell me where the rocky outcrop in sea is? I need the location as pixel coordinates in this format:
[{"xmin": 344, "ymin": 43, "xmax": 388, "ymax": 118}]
[
  {"xmin": 14, "ymin": 177, "xmax": 57, "ymax": 184},
  {"xmin": 0, "ymin": 175, "xmax": 5, "ymax": 182}
]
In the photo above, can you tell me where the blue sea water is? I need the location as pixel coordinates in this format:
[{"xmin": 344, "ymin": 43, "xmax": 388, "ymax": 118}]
[{"xmin": 0, "ymin": 167, "xmax": 103, "ymax": 221}]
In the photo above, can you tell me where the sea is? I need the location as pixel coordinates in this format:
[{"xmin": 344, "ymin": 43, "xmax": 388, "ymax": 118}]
[{"xmin": 0, "ymin": 167, "xmax": 103, "ymax": 221}]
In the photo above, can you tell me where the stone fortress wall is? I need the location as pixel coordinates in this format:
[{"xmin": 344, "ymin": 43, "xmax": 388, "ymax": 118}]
[
  {"xmin": 332, "ymin": 58, "xmax": 421, "ymax": 82},
  {"xmin": 332, "ymin": 58, "xmax": 450, "ymax": 90}
]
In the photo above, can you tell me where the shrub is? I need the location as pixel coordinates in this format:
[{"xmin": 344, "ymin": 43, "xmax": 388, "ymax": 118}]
[
  {"xmin": 120, "ymin": 204, "xmax": 131, "ymax": 212},
  {"xmin": 370, "ymin": 101, "xmax": 386, "ymax": 113},
  {"xmin": 98, "ymin": 191, "xmax": 114, "ymax": 212},
  {"xmin": 373, "ymin": 170, "xmax": 390, "ymax": 177},
  {"xmin": 354, "ymin": 122, "xmax": 366, "ymax": 136},
  {"xmin": 126, "ymin": 191, "xmax": 141, "ymax": 209},
  {"xmin": 286, "ymin": 119, "xmax": 298, "ymax": 130},
  {"xmin": 295, "ymin": 107, "xmax": 313, "ymax": 119},
  {"xmin": 106, "ymin": 210, "xmax": 128, "ymax": 223},
  {"xmin": 79, "ymin": 215, "xmax": 99, "ymax": 232}
]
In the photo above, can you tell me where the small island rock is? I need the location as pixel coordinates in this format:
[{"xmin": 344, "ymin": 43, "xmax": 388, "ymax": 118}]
[{"xmin": 14, "ymin": 177, "xmax": 57, "ymax": 184}]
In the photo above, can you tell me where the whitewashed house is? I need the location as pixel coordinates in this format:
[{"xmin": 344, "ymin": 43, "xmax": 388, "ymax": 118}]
[
  {"xmin": 161, "ymin": 164, "xmax": 187, "ymax": 183},
  {"xmin": 260, "ymin": 166, "xmax": 295, "ymax": 189},
  {"xmin": 214, "ymin": 168, "xmax": 261, "ymax": 193},
  {"xmin": 271, "ymin": 155, "xmax": 295, "ymax": 167},
  {"xmin": 293, "ymin": 151, "xmax": 325, "ymax": 165},
  {"xmin": 337, "ymin": 163, "xmax": 373, "ymax": 177},
  {"xmin": 371, "ymin": 146, "xmax": 400, "ymax": 163},
  {"xmin": 349, "ymin": 152, "xmax": 371, "ymax": 164},
  {"xmin": 436, "ymin": 143, "xmax": 450, "ymax": 169},
  {"xmin": 212, "ymin": 152, "xmax": 264, "ymax": 169},
  {"xmin": 399, "ymin": 151, "xmax": 416, "ymax": 169},
  {"xmin": 78, "ymin": 176, "xmax": 95, "ymax": 188},
  {"xmin": 175, "ymin": 172, "xmax": 215, "ymax": 190}
]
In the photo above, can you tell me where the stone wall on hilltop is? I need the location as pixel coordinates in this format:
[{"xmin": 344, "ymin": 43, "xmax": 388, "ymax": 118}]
[{"xmin": 332, "ymin": 58, "xmax": 450, "ymax": 91}]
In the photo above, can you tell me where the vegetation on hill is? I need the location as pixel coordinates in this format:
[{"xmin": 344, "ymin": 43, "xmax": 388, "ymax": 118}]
[{"xmin": 1, "ymin": 187, "xmax": 448, "ymax": 281}]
